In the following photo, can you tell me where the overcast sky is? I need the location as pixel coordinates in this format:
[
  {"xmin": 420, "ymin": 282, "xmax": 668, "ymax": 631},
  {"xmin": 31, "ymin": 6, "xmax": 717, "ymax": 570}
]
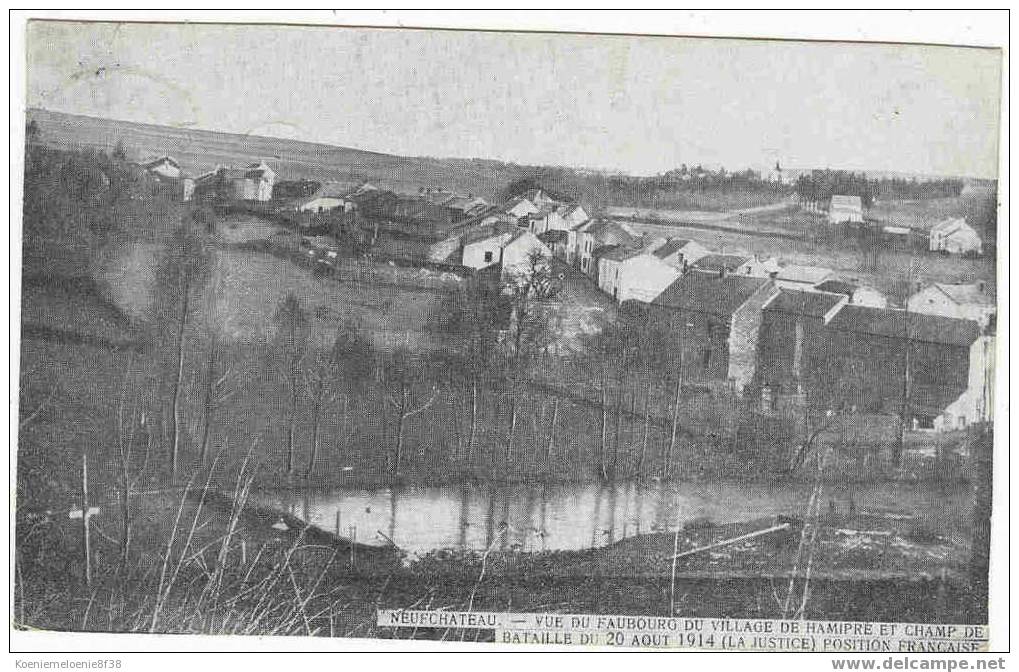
[{"xmin": 26, "ymin": 21, "xmax": 1003, "ymax": 178}]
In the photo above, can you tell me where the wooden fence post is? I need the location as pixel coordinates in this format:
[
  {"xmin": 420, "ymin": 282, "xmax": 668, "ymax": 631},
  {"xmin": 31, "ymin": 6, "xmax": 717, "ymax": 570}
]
[{"xmin": 81, "ymin": 451, "xmax": 91, "ymax": 588}]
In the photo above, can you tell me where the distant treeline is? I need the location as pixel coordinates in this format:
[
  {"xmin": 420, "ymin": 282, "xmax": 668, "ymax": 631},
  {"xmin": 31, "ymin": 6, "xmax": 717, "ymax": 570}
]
[
  {"xmin": 795, "ymin": 169, "xmax": 965, "ymax": 209},
  {"xmin": 503, "ymin": 165, "xmax": 790, "ymax": 212}
]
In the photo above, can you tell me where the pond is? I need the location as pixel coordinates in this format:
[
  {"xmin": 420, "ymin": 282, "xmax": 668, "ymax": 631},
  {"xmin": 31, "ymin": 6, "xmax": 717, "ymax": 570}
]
[{"xmin": 251, "ymin": 479, "xmax": 972, "ymax": 555}]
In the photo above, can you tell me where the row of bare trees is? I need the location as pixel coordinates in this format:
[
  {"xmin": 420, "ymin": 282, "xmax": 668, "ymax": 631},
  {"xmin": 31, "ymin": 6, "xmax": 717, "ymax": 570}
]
[{"xmin": 142, "ymin": 212, "xmax": 897, "ymax": 488}]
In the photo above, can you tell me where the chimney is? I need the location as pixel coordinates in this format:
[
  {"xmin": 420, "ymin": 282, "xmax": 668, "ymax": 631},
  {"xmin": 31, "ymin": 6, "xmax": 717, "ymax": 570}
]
[
  {"xmin": 718, "ymin": 267, "xmax": 726, "ymax": 279},
  {"xmin": 915, "ymin": 281, "xmax": 922, "ymax": 293},
  {"xmin": 978, "ymin": 280, "xmax": 986, "ymax": 293}
]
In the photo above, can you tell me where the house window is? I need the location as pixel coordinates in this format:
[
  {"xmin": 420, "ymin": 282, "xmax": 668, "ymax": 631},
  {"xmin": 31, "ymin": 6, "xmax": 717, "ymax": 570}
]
[
  {"xmin": 701, "ymin": 348, "xmax": 712, "ymax": 371},
  {"xmin": 914, "ymin": 415, "xmax": 935, "ymax": 430},
  {"xmin": 581, "ymin": 258, "xmax": 588, "ymax": 272},
  {"xmin": 484, "ymin": 251, "xmax": 494, "ymax": 263},
  {"xmin": 707, "ymin": 322, "xmax": 729, "ymax": 340}
]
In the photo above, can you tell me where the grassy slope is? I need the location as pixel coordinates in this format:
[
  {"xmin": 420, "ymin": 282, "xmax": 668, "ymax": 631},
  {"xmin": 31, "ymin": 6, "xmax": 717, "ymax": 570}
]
[
  {"xmin": 27, "ymin": 108, "xmax": 528, "ymax": 201},
  {"xmin": 26, "ymin": 109, "xmax": 791, "ymax": 213}
]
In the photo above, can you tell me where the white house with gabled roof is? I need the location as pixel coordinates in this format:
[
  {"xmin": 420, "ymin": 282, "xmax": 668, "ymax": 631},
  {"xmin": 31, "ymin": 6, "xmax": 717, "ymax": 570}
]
[
  {"xmin": 829, "ymin": 194, "xmax": 864, "ymax": 224},
  {"xmin": 907, "ymin": 281, "xmax": 995, "ymax": 327},
  {"xmin": 929, "ymin": 217, "xmax": 983, "ymax": 255}
]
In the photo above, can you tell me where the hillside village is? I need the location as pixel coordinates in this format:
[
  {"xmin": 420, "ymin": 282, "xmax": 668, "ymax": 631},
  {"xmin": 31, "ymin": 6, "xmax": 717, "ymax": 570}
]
[
  {"xmin": 14, "ymin": 16, "xmax": 1002, "ymax": 640},
  {"xmin": 141, "ymin": 154, "xmax": 995, "ymax": 438}
]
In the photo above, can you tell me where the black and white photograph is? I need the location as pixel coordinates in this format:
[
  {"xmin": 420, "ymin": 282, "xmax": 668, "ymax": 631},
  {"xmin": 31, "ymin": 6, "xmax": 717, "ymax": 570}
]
[{"xmin": 10, "ymin": 11, "xmax": 1007, "ymax": 656}]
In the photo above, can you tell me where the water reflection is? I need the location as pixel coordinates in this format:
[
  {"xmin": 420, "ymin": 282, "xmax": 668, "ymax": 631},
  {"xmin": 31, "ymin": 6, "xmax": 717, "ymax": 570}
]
[{"xmin": 252, "ymin": 479, "xmax": 968, "ymax": 555}]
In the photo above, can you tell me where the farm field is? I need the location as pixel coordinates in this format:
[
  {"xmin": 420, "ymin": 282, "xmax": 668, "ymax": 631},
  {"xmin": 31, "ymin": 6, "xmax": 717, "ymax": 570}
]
[
  {"xmin": 606, "ymin": 199, "xmax": 796, "ymax": 228},
  {"xmin": 601, "ymin": 187, "xmax": 790, "ymax": 213},
  {"xmin": 623, "ymin": 200, "xmax": 996, "ymax": 305},
  {"xmin": 869, "ymin": 184, "xmax": 997, "ymax": 235}
]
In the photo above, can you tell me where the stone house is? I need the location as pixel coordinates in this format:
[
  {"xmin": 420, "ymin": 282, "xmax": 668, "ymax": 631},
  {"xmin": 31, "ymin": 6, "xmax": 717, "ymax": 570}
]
[
  {"xmin": 194, "ymin": 160, "xmax": 275, "ymax": 202},
  {"xmin": 648, "ymin": 270, "xmax": 779, "ymax": 392},
  {"xmin": 822, "ymin": 306, "xmax": 989, "ymax": 430},
  {"xmin": 754, "ymin": 289, "xmax": 849, "ymax": 404}
]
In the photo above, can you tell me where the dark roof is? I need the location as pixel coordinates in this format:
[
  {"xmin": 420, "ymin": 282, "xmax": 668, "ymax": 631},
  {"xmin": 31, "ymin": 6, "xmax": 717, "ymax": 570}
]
[
  {"xmin": 814, "ymin": 280, "xmax": 859, "ymax": 296},
  {"xmin": 245, "ymin": 162, "xmax": 272, "ymax": 178},
  {"xmin": 584, "ymin": 220, "xmax": 635, "ymax": 247},
  {"xmin": 933, "ymin": 283, "xmax": 995, "ymax": 307},
  {"xmin": 217, "ymin": 167, "xmax": 248, "ymax": 180},
  {"xmin": 142, "ymin": 156, "xmax": 180, "ymax": 169},
  {"xmin": 764, "ymin": 289, "xmax": 845, "ymax": 318},
  {"xmin": 538, "ymin": 229, "xmax": 568, "ymax": 244},
  {"xmin": 420, "ymin": 190, "xmax": 454, "ymax": 205},
  {"xmin": 653, "ymin": 238, "xmax": 692, "ymax": 260},
  {"xmin": 463, "ymin": 219, "xmax": 523, "ymax": 246},
  {"xmin": 312, "ymin": 181, "xmax": 360, "ymax": 199},
  {"xmin": 692, "ymin": 253, "xmax": 750, "ymax": 272},
  {"xmin": 653, "ymin": 270, "xmax": 772, "ymax": 317},
  {"xmin": 827, "ymin": 305, "xmax": 981, "ymax": 347},
  {"xmin": 599, "ymin": 241, "xmax": 657, "ymax": 262},
  {"xmin": 592, "ymin": 244, "xmax": 621, "ymax": 259},
  {"xmin": 445, "ymin": 196, "xmax": 474, "ymax": 211}
]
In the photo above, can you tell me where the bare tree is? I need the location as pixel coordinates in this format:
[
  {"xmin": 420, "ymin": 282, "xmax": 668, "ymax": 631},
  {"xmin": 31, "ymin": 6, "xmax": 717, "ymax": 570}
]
[
  {"xmin": 380, "ymin": 348, "xmax": 438, "ymax": 479},
  {"xmin": 303, "ymin": 352, "xmax": 337, "ymax": 479},
  {"xmin": 153, "ymin": 220, "xmax": 212, "ymax": 481},
  {"xmin": 115, "ymin": 366, "xmax": 152, "ymax": 569},
  {"xmin": 330, "ymin": 320, "xmax": 375, "ymax": 464},
  {"xmin": 635, "ymin": 366, "xmax": 653, "ymax": 477},
  {"xmin": 663, "ymin": 332, "xmax": 688, "ymax": 478},
  {"xmin": 542, "ymin": 396, "xmax": 560, "ymax": 473},
  {"xmin": 498, "ymin": 252, "xmax": 563, "ymax": 474},
  {"xmin": 272, "ymin": 292, "xmax": 309, "ymax": 477},
  {"xmin": 504, "ymin": 250, "xmax": 562, "ymax": 362},
  {"xmin": 198, "ymin": 257, "xmax": 234, "ymax": 466}
]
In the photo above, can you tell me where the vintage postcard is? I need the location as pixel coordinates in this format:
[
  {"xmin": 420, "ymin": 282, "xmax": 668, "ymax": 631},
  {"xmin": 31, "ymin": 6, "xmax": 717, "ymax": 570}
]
[{"xmin": 12, "ymin": 14, "xmax": 1005, "ymax": 655}]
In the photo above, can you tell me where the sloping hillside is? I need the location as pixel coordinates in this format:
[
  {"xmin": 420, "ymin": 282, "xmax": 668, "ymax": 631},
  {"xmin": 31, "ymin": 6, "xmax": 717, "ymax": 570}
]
[{"xmin": 27, "ymin": 108, "xmax": 527, "ymax": 200}]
